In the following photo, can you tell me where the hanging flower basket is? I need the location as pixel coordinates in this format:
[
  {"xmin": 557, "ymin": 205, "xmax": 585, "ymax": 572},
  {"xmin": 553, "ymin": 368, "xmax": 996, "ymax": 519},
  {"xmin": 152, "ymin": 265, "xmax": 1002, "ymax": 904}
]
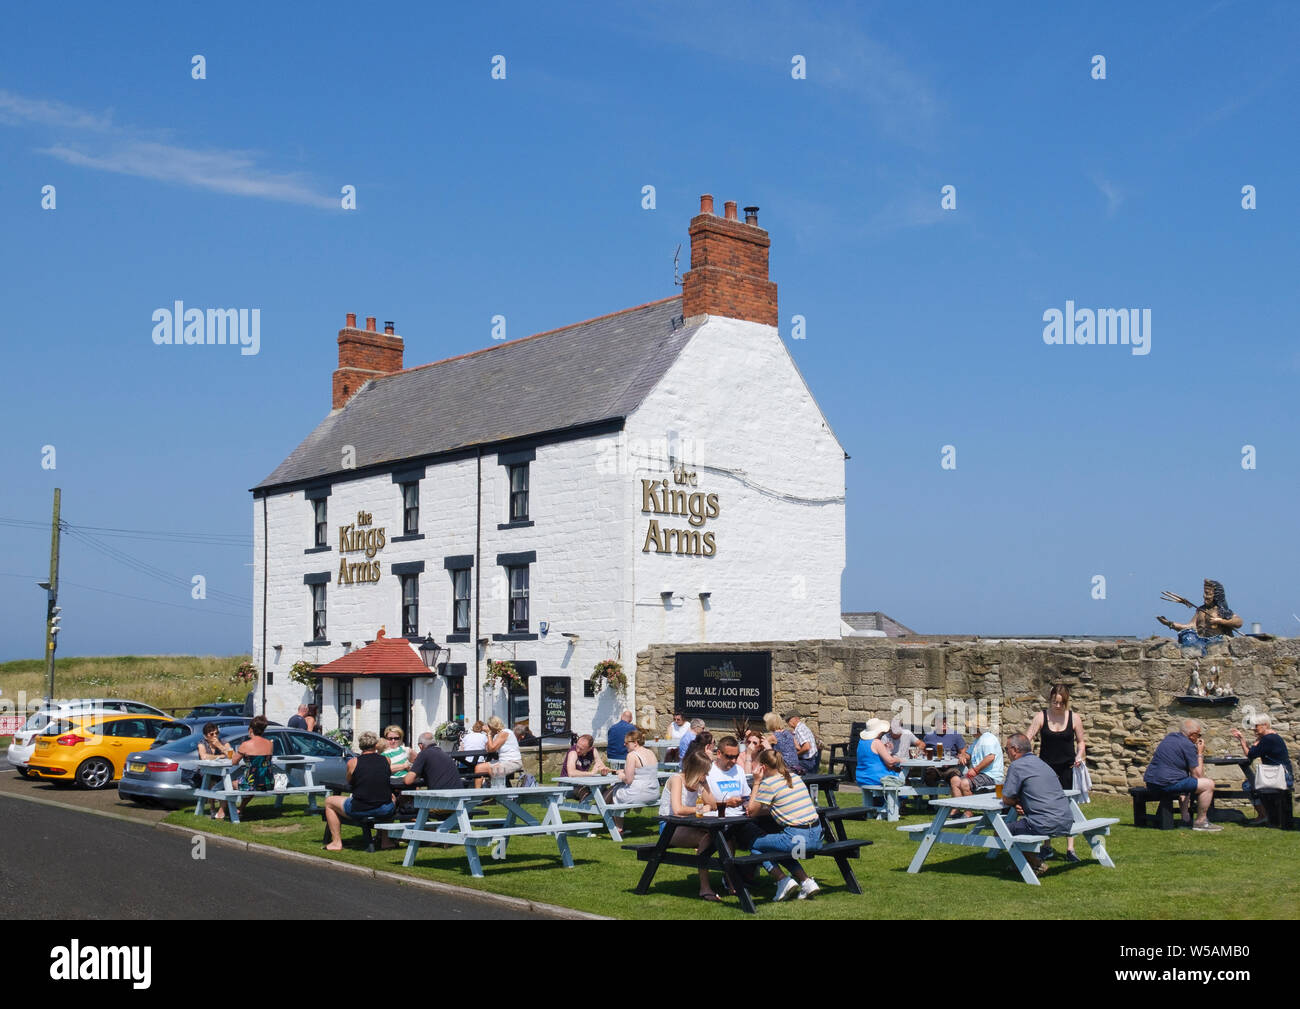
[
  {"xmin": 231, "ymin": 661, "xmax": 257, "ymax": 686},
  {"xmin": 589, "ymin": 659, "xmax": 627, "ymax": 693},
  {"xmin": 288, "ymin": 660, "xmax": 320, "ymax": 690},
  {"xmin": 486, "ymin": 660, "xmax": 522, "ymax": 690}
]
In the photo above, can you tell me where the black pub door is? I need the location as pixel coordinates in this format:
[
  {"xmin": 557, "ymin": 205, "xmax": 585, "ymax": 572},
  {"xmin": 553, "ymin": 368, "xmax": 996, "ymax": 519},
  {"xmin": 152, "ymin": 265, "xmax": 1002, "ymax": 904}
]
[{"xmin": 379, "ymin": 677, "xmax": 412, "ymax": 742}]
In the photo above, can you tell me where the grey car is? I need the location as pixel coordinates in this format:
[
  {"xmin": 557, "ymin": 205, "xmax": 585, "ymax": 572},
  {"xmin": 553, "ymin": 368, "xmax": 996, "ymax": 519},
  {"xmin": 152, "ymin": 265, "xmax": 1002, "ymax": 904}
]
[{"xmin": 119, "ymin": 726, "xmax": 356, "ymax": 807}]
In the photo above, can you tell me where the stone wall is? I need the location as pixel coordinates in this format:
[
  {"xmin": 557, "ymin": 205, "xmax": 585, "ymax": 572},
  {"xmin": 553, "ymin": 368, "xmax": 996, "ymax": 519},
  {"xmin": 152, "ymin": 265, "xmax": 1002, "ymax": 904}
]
[{"xmin": 634, "ymin": 636, "xmax": 1300, "ymax": 794}]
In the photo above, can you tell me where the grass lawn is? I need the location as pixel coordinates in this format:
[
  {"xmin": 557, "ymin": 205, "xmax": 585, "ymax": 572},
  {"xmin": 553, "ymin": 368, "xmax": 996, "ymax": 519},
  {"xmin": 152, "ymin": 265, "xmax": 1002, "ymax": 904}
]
[
  {"xmin": 0, "ymin": 655, "xmax": 251, "ymax": 712},
  {"xmin": 165, "ymin": 790, "xmax": 1299, "ymax": 919}
]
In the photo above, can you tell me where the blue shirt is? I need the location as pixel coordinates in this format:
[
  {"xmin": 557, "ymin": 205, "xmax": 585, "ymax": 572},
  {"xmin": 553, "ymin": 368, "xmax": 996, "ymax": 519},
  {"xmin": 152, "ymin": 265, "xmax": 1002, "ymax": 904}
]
[
  {"xmin": 1002, "ymin": 753, "xmax": 1074, "ymax": 835},
  {"xmin": 605, "ymin": 720, "xmax": 635, "ymax": 761},
  {"xmin": 677, "ymin": 729, "xmax": 696, "ymax": 757},
  {"xmin": 922, "ymin": 731, "xmax": 965, "ymax": 753},
  {"xmin": 855, "ymin": 737, "xmax": 899, "ymax": 787},
  {"xmin": 1145, "ymin": 733, "xmax": 1200, "ymax": 788},
  {"xmin": 968, "ymin": 732, "xmax": 1005, "ymax": 784}
]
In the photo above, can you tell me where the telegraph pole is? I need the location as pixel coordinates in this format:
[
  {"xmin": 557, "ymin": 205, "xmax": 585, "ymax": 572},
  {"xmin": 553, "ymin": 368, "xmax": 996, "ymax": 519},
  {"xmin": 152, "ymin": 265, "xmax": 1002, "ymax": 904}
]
[{"xmin": 43, "ymin": 489, "xmax": 62, "ymax": 700}]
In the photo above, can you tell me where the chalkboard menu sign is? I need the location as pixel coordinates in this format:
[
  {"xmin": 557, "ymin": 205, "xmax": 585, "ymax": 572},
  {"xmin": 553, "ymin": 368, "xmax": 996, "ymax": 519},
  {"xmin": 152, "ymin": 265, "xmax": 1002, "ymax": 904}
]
[
  {"xmin": 541, "ymin": 676, "xmax": 571, "ymax": 737},
  {"xmin": 674, "ymin": 651, "xmax": 771, "ymax": 722}
]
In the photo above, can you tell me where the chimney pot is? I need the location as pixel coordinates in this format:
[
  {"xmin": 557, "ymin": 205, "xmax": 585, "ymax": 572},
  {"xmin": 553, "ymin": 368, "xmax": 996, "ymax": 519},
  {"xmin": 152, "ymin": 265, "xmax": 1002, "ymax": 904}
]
[
  {"xmin": 365, "ymin": 316, "xmax": 377, "ymax": 331},
  {"xmin": 345, "ymin": 312, "xmax": 357, "ymax": 328},
  {"xmin": 724, "ymin": 201, "xmax": 738, "ymax": 221},
  {"xmin": 744, "ymin": 205, "xmax": 759, "ymax": 225},
  {"xmin": 699, "ymin": 194, "xmax": 714, "ymax": 215},
  {"xmin": 682, "ymin": 191, "xmax": 777, "ymax": 327},
  {"xmin": 384, "ymin": 321, "xmax": 395, "ymax": 334}
]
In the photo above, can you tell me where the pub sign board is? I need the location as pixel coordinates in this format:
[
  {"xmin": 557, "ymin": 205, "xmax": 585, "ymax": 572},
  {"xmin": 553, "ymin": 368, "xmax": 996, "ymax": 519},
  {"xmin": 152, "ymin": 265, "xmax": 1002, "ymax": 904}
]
[
  {"xmin": 541, "ymin": 676, "xmax": 571, "ymax": 737},
  {"xmin": 673, "ymin": 651, "xmax": 771, "ymax": 723}
]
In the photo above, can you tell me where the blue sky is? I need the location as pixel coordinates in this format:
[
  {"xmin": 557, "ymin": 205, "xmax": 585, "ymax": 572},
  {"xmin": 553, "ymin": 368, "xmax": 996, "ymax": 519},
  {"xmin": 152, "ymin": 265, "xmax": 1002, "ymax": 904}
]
[{"xmin": 2, "ymin": 1, "xmax": 1297, "ymax": 659}]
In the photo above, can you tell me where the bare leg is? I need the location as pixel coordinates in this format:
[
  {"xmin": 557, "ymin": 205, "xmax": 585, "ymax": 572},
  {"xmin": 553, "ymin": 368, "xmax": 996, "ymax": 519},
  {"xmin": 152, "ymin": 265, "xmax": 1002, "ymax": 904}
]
[
  {"xmin": 1192, "ymin": 778, "xmax": 1216, "ymax": 827},
  {"xmin": 324, "ymin": 795, "xmax": 346, "ymax": 850}
]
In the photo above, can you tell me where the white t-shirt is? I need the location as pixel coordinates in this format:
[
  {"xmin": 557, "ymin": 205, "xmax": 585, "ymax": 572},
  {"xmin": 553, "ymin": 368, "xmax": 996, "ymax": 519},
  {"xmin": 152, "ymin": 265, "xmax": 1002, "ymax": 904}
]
[
  {"xmin": 495, "ymin": 730, "xmax": 522, "ymax": 765},
  {"xmin": 667, "ymin": 721, "xmax": 688, "ymax": 742},
  {"xmin": 706, "ymin": 762, "xmax": 751, "ymax": 817},
  {"xmin": 461, "ymin": 731, "xmax": 488, "ymax": 753}
]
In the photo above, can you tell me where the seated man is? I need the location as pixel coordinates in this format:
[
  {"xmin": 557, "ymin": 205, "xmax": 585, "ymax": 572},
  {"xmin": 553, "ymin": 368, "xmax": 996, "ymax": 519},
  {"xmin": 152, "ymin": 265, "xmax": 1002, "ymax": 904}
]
[
  {"xmin": 784, "ymin": 710, "xmax": 819, "ymax": 773},
  {"xmin": 404, "ymin": 732, "xmax": 463, "ymax": 791},
  {"xmin": 922, "ymin": 715, "xmax": 967, "ymax": 785},
  {"xmin": 1156, "ymin": 579, "xmax": 1243, "ymax": 656},
  {"xmin": 1001, "ymin": 733, "xmax": 1076, "ymax": 876},
  {"xmin": 887, "ymin": 718, "xmax": 921, "ymax": 758},
  {"xmin": 949, "ymin": 720, "xmax": 1004, "ymax": 801},
  {"xmin": 1143, "ymin": 718, "xmax": 1221, "ymax": 831},
  {"xmin": 605, "ymin": 709, "xmax": 635, "ymax": 763}
]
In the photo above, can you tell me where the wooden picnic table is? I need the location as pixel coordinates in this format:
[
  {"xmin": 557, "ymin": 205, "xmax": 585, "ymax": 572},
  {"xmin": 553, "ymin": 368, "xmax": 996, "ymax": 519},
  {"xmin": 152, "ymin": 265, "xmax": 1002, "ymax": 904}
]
[
  {"xmin": 192, "ymin": 755, "xmax": 325, "ymax": 824},
  {"xmin": 900, "ymin": 790, "xmax": 1117, "ymax": 886},
  {"xmin": 390, "ymin": 785, "xmax": 595, "ymax": 877}
]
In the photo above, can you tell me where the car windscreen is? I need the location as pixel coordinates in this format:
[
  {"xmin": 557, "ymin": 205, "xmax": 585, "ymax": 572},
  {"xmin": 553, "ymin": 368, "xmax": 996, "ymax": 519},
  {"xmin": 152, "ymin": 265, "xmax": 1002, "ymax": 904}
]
[
  {"xmin": 21, "ymin": 710, "xmax": 55, "ymax": 732},
  {"xmin": 153, "ymin": 723, "xmax": 195, "ymax": 746}
]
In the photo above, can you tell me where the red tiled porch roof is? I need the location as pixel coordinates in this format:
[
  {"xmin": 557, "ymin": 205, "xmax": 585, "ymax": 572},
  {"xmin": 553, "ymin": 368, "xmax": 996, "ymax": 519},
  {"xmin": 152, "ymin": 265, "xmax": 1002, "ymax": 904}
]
[{"xmin": 311, "ymin": 629, "xmax": 428, "ymax": 677}]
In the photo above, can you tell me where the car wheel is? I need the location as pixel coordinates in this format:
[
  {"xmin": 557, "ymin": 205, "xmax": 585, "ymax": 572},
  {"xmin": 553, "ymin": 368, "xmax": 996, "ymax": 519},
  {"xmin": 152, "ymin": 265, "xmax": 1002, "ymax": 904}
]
[
  {"xmin": 15, "ymin": 767, "xmax": 31, "ymax": 778},
  {"xmin": 75, "ymin": 757, "xmax": 115, "ymax": 790}
]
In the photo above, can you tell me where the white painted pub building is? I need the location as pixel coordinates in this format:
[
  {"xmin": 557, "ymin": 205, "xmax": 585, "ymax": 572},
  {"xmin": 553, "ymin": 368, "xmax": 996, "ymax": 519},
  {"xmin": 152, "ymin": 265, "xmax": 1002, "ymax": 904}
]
[{"xmin": 251, "ymin": 196, "xmax": 845, "ymax": 744}]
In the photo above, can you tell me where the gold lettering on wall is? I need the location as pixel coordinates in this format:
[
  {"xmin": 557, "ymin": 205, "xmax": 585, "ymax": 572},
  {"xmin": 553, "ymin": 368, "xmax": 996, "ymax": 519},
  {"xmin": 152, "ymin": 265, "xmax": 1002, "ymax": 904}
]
[
  {"xmin": 640, "ymin": 467, "xmax": 719, "ymax": 556},
  {"xmin": 337, "ymin": 510, "xmax": 386, "ymax": 583}
]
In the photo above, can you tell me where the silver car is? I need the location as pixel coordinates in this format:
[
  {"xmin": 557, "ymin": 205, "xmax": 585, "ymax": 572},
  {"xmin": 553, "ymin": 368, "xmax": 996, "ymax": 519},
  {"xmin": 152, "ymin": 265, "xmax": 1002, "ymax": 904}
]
[
  {"xmin": 119, "ymin": 726, "xmax": 355, "ymax": 807},
  {"xmin": 7, "ymin": 699, "xmax": 167, "ymax": 776}
]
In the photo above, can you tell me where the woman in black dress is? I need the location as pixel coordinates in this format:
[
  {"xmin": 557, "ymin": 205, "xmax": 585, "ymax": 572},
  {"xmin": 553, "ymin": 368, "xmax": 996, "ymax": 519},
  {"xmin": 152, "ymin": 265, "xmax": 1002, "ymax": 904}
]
[{"xmin": 1026, "ymin": 684, "xmax": 1086, "ymax": 862}]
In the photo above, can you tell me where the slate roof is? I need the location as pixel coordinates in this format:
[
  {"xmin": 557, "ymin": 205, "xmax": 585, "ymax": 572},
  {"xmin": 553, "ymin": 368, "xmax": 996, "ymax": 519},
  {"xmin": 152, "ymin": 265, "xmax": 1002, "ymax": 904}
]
[
  {"xmin": 842, "ymin": 612, "xmax": 917, "ymax": 637},
  {"xmin": 255, "ymin": 296, "xmax": 700, "ymax": 491},
  {"xmin": 311, "ymin": 632, "xmax": 428, "ymax": 677}
]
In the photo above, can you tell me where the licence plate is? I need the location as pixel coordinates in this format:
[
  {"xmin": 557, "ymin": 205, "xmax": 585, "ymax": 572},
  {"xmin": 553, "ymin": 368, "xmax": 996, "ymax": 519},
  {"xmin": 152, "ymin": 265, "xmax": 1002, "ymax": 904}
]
[{"xmin": 128, "ymin": 762, "xmax": 147, "ymax": 773}]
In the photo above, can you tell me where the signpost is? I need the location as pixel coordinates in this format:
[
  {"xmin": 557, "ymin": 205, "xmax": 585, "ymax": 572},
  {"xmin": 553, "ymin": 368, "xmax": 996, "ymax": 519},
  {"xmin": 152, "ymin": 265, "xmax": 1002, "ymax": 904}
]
[{"xmin": 673, "ymin": 651, "xmax": 772, "ymax": 723}]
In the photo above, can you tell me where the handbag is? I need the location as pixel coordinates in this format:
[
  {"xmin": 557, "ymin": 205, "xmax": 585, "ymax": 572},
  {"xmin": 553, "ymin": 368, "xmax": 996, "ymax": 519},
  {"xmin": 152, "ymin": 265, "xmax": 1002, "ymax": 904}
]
[
  {"xmin": 1254, "ymin": 763, "xmax": 1287, "ymax": 791},
  {"xmin": 273, "ymin": 772, "xmax": 290, "ymax": 790}
]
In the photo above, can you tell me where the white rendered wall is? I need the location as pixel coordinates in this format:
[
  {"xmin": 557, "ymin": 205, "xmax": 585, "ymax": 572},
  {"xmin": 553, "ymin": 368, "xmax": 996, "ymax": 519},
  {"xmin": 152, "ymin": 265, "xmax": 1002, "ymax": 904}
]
[{"xmin": 624, "ymin": 315, "xmax": 846, "ymax": 726}]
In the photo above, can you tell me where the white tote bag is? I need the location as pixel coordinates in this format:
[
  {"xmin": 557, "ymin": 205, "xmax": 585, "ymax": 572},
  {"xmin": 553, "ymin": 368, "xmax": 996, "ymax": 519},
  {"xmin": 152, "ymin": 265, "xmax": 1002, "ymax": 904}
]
[{"xmin": 1072, "ymin": 762, "xmax": 1092, "ymax": 804}]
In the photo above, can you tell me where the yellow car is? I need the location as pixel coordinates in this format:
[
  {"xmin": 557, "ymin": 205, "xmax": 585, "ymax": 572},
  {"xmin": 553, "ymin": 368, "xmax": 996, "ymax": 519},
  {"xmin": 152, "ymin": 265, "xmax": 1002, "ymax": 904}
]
[{"xmin": 28, "ymin": 712, "xmax": 172, "ymax": 789}]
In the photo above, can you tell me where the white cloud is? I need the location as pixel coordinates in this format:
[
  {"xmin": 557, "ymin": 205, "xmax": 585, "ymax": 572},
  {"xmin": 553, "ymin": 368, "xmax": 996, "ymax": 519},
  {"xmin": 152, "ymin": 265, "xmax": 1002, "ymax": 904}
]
[
  {"xmin": 1, "ymin": 88, "xmax": 334, "ymax": 209},
  {"xmin": 1091, "ymin": 175, "xmax": 1124, "ymax": 216}
]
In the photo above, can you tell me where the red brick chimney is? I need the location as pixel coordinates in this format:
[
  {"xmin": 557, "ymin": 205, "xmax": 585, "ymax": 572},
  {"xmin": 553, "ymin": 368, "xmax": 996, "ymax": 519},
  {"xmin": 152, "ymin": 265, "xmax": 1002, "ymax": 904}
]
[
  {"xmin": 333, "ymin": 313, "xmax": 403, "ymax": 410},
  {"xmin": 681, "ymin": 194, "xmax": 778, "ymax": 326}
]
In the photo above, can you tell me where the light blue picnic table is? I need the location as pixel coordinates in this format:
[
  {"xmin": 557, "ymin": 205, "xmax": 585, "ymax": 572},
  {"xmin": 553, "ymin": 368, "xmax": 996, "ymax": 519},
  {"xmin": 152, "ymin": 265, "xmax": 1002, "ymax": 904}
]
[
  {"xmin": 554, "ymin": 771, "xmax": 670, "ymax": 842},
  {"xmin": 900, "ymin": 790, "xmax": 1118, "ymax": 885},
  {"xmin": 393, "ymin": 785, "xmax": 596, "ymax": 877},
  {"xmin": 192, "ymin": 755, "xmax": 325, "ymax": 823}
]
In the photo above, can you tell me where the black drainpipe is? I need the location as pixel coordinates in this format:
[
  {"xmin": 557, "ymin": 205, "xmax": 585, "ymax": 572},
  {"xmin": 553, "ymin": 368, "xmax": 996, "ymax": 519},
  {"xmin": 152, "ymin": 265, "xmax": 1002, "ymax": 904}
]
[
  {"xmin": 474, "ymin": 446, "xmax": 482, "ymax": 717},
  {"xmin": 260, "ymin": 493, "xmax": 269, "ymax": 716}
]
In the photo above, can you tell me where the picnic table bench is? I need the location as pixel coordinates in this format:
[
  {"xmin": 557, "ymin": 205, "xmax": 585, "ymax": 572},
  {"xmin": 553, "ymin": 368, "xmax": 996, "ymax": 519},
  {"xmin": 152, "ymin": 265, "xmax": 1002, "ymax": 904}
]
[
  {"xmin": 1130, "ymin": 779, "xmax": 1294, "ymax": 829},
  {"xmin": 900, "ymin": 791, "xmax": 1118, "ymax": 885},
  {"xmin": 859, "ymin": 759, "xmax": 960, "ymax": 821},
  {"xmin": 801, "ymin": 772, "xmax": 873, "ymax": 841},
  {"xmin": 192, "ymin": 756, "xmax": 327, "ymax": 824},
  {"xmin": 554, "ymin": 772, "xmax": 664, "ymax": 842},
  {"xmin": 383, "ymin": 785, "xmax": 596, "ymax": 877},
  {"xmin": 623, "ymin": 812, "xmax": 870, "ymax": 914}
]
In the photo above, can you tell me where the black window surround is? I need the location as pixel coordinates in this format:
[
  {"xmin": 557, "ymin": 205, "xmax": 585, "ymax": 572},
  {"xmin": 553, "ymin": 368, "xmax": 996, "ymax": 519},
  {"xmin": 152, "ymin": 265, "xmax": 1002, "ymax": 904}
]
[
  {"xmin": 492, "ymin": 632, "xmax": 539, "ymax": 641},
  {"xmin": 496, "ymin": 448, "xmax": 536, "ymax": 467},
  {"xmin": 303, "ymin": 572, "xmax": 332, "ymax": 585},
  {"xmin": 498, "ymin": 519, "xmax": 535, "ymax": 530},
  {"xmin": 496, "ymin": 551, "xmax": 536, "ymax": 566},
  {"xmin": 507, "ymin": 464, "xmax": 529, "ymax": 523},
  {"xmin": 303, "ymin": 484, "xmax": 332, "ymax": 500},
  {"xmin": 390, "ymin": 534, "xmax": 424, "ymax": 543},
  {"xmin": 400, "ymin": 480, "xmax": 420, "ymax": 536},
  {"xmin": 304, "ymin": 544, "xmax": 332, "ymax": 554},
  {"xmin": 451, "ymin": 567, "xmax": 471, "ymax": 636},
  {"xmin": 390, "ymin": 465, "xmax": 427, "ymax": 485},
  {"xmin": 400, "ymin": 573, "xmax": 419, "ymax": 638},
  {"xmin": 444, "ymin": 555, "xmax": 474, "ymax": 570},
  {"xmin": 445, "ymin": 633, "xmax": 472, "ymax": 643},
  {"xmin": 303, "ymin": 639, "xmax": 331, "ymax": 647},
  {"xmin": 391, "ymin": 561, "xmax": 425, "ymax": 575},
  {"xmin": 506, "ymin": 564, "xmax": 529, "ymax": 634},
  {"xmin": 311, "ymin": 497, "xmax": 329, "ymax": 549},
  {"xmin": 438, "ymin": 662, "xmax": 468, "ymax": 678}
]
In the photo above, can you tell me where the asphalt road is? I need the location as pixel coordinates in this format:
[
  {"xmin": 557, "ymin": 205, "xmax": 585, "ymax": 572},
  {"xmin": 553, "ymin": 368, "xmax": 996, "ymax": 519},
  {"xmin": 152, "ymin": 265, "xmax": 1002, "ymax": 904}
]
[{"xmin": 0, "ymin": 794, "xmax": 546, "ymax": 920}]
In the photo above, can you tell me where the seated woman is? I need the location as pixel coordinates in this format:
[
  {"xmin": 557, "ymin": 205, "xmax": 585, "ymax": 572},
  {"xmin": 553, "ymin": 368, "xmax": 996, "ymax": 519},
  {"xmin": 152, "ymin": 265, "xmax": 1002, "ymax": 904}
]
[
  {"xmin": 196, "ymin": 722, "xmax": 235, "ymax": 820},
  {"xmin": 605, "ymin": 728, "xmax": 660, "ymax": 830},
  {"xmin": 855, "ymin": 717, "xmax": 905, "ymax": 805},
  {"xmin": 763, "ymin": 712, "xmax": 802, "ymax": 773},
  {"xmin": 324, "ymin": 731, "xmax": 397, "ymax": 851},
  {"xmin": 474, "ymin": 716, "xmax": 523, "ymax": 787},
  {"xmin": 658, "ymin": 751, "xmax": 722, "ymax": 901},
  {"xmin": 745, "ymin": 749, "xmax": 822, "ymax": 901},
  {"xmin": 380, "ymin": 725, "xmax": 413, "ymax": 776},
  {"xmin": 737, "ymin": 729, "xmax": 766, "ymax": 775},
  {"xmin": 1231, "ymin": 714, "xmax": 1294, "ymax": 825},
  {"xmin": 229, "ymin": 715, "xmax": 275, "ymax": 818}
]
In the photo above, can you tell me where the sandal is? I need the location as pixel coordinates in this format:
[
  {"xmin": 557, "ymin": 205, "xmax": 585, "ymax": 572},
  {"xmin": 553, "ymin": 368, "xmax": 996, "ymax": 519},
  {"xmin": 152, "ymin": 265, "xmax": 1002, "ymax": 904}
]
[{"xmin": 699, "ymin": 892, "xmax": 723, "ymax": 902}]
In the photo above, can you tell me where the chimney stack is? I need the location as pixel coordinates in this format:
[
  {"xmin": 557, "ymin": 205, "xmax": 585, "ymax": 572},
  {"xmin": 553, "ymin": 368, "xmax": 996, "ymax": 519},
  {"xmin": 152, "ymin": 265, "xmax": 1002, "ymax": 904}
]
[
  {"xmin": 681, "ymin": 193, "xmax": 778, "ymax": 327},
  {"xmin": 333, "ymin": 311, "xmax": 404, "ymax": 410}
]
